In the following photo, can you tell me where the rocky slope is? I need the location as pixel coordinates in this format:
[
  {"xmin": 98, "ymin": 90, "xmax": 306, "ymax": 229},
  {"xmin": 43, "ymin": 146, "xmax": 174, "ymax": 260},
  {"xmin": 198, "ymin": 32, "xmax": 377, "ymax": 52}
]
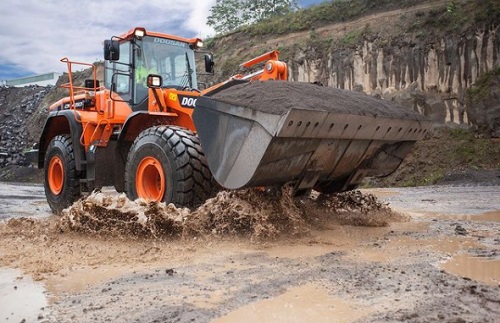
[{"xmin": 207, "ymin": 0, "xmax": 500, "ymax": 135}]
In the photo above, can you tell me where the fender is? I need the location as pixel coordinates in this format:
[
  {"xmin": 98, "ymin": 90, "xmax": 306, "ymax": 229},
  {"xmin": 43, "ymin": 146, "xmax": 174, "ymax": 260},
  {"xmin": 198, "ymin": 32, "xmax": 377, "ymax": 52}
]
[
  {"xmin": 38, "ymin": 110, "xmax": 85, "ymax": 171},
  {"xmin": 117, "ymin": 111, "xmax": 173, "ymax": 143}
]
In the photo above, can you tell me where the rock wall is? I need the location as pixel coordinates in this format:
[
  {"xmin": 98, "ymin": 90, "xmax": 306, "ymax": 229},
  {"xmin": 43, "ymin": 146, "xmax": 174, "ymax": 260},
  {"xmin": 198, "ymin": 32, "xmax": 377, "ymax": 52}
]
[{"xmin": 288, "ymin": 26, "xmax": 500, "ymax": 128}]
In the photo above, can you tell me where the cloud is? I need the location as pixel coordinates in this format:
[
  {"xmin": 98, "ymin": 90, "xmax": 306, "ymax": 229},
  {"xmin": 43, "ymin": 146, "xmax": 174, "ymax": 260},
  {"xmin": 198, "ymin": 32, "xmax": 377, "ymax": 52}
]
[{"xmin": 0, "ymin": 0, "xmax": 216, "ymax": 76}]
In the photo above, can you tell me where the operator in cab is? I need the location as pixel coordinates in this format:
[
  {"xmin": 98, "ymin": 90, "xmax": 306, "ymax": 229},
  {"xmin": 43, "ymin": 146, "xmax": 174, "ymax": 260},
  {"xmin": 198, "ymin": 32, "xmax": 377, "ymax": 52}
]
[{"xmin": 135, "ymin": 56, "xmax": 158, "ymax": 104}]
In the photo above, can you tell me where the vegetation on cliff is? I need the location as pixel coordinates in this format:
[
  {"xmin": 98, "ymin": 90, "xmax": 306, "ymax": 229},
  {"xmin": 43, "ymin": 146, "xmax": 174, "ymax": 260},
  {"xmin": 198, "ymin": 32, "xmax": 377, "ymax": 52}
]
[
  {"xmin": 230, "ymin": 0, "xmax": 500, "ymax": 36},
  {"xmin": 206, "ymin": 0, "xmax": 500, "ymax": 81},
  {"xmin": 467, "ymin": 67, "xmax": 500, "ymax": 104},
  {"xmin": 368, "ymin": 128, "xmax": 500, "ymax": 187}
]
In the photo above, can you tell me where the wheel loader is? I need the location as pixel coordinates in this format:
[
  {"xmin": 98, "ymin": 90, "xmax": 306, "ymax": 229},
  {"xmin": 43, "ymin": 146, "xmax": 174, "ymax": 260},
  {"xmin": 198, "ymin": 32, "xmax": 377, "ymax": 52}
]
[{"xmin": 34, "ymin": 27, "xmax": 432, "ymax": 214}]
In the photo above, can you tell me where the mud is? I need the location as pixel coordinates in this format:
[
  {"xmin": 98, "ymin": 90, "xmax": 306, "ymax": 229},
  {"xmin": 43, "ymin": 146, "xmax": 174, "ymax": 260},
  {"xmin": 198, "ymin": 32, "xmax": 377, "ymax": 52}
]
[
  {"xmin": 58, "ymin": 187, "xmax": 400, "ymax": 240},
  {"xmin": 59, "ymin": 192, "xmax": 187, "ymax": 238},
  {"xmin": 210, "ymin": 81, "xmax": 428, "ymax": 121},
  {"xmin": 0, "ymin": 184, "xmax": 499, "ymax": 322}
]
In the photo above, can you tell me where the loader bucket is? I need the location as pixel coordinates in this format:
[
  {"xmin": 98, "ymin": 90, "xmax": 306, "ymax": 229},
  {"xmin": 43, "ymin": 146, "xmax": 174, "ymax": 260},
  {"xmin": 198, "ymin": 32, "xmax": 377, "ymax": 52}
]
[{"xmin": 193, "ymin": 81, "xmax": 432, "ymax": 193}]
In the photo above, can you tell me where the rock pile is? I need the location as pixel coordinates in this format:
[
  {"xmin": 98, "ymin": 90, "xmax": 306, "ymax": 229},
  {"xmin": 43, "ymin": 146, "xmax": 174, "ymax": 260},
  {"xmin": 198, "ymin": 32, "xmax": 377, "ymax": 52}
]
[{"xmin": 0, "ymin": 85, "xmax": 52, "ymax": 167}]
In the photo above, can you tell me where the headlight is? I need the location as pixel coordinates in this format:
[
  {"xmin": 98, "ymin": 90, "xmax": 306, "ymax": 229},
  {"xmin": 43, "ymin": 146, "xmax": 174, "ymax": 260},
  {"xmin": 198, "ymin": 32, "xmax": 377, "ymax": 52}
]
[
  {"xmin": 134, "ymin": 28, "xmax": 146, "ymax": 38},
  {"xmin": 147, "ymin": 75, "xmax": 163, "ymax": 88},
  {"xmin": 151, "ymin": 76, "xmax": 161, "ymax": 87}
]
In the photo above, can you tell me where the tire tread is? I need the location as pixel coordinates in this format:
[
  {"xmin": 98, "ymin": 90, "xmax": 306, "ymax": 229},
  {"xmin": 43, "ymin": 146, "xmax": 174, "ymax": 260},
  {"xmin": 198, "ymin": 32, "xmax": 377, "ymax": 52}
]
[{"xmin": 125, "ymin": 126, "xmax": 215, "ymax": 207}]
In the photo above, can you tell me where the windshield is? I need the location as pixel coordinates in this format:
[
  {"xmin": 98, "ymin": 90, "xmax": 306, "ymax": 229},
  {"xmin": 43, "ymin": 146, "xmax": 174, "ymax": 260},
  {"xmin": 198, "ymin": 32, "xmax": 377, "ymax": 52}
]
[{"xmin": 135, "ymin": 36, "xmax": 197, "ymax": 91}]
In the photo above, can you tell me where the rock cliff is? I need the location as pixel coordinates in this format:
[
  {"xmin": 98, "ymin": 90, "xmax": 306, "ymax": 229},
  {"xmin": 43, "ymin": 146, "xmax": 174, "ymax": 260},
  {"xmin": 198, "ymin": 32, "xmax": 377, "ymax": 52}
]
[
  {"xmin": 209, "ymin": 0, "xmax": 500, "ymax": 135},
  {"xmin": 288, "ymin": 27, "xmax": 499, "ymax": 129}
]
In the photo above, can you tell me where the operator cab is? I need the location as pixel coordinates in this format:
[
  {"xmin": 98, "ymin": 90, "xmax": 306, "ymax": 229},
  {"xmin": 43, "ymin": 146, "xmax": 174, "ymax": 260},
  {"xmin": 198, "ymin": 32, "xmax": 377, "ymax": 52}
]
[{"xmin": 103, "ymin": 27, "xmax": 209, "ymax": 111}]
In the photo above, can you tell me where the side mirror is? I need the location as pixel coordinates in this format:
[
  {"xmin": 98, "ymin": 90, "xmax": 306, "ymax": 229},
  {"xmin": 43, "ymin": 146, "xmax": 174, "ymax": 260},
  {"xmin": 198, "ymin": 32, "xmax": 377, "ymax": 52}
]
[
  {"xmin": 104, "ymin": 39, "xmax": 120, "ymax": 61},
  {"xmin": 204, "ymin": 54, "xmax": 214, "ymax": 74}
]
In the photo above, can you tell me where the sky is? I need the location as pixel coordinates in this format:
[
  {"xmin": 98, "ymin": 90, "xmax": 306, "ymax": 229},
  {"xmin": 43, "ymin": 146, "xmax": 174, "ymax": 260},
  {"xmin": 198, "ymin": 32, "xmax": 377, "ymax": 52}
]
[{"xmin": 0, "ymin": 0, "xmax": 325, "ymax": 81}]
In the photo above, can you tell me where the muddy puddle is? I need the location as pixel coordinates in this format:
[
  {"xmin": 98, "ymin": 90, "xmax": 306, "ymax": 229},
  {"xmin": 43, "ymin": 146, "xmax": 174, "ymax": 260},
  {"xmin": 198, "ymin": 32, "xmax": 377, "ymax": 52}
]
[
  {"xmin": 442, "ymin": 255, "xmax": 500, "ymax": 286},
  {"xmin": 0, "ymin": 183, "xmax": 51, "ymax": 220},
  {"xmin": 366, "ymin": 186, "xmax": 500, "ymax": 216},
  {"xmin": 0, "ymin": 268, "xmax": 48, "ymax": 321},
  {"xmin": 422, "ymin": 210, "xmax": 500, "ymax": 222},
  {"xmin": 0, "ymin": 183, "xmax": 499, "ymax": 322},
  {"xmin": 213, "ymin": 283, "xmax": 373, "ymax": 323},
  {"xmin": 0, "ymin": 188, "xmax": 405, "ymax": 294},
  {"xmin": 384, "ymin": 236, "xmax": 483, "ymax": 254},
  {"xmin": 264, "ymin": 225, "xmax": 392, "ymax": 260},
  {"xmin": 46, "ymin": 264, "xmax": 144, "ymax": 294}
]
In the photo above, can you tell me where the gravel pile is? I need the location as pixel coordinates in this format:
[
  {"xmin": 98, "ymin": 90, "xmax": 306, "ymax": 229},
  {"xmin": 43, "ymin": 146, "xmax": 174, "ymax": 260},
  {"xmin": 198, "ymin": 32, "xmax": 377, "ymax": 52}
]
[
  {"xmin": 0, "ymin": 85, "xmax": 52, "ymax": 167},
  {"xmin": 210, "ymin": 81, "xmax": 428, "ymax": 120}
]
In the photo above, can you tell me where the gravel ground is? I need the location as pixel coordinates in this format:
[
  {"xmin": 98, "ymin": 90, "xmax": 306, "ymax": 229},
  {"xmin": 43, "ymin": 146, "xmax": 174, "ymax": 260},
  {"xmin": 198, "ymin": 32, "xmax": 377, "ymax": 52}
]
[{"xmin": 0, "ymin": 183, "xmax": 499, "ymax": 322}]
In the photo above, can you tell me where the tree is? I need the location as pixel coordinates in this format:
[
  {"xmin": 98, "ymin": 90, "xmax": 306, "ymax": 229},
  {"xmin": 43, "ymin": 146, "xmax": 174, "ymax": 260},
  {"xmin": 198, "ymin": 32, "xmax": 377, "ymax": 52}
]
[
  {"xmin": 207, "ymin": 0, "xmax": 246, "ymax": 35},
  {"xmin": 246, "ymin": 0, "xmax": 297, "ymax": 21},
  {"xmin": 207, "ymin": 0, "xmax": 298, "ymax": 35}
]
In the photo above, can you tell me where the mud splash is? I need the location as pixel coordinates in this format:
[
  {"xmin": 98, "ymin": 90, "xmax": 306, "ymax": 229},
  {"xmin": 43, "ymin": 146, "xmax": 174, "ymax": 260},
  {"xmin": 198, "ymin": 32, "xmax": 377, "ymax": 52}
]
[
  {"xmin": 59, "ymin": 192, "xmax": 187, "ymax": 238},
  {"xmin": 56, "ymin": 187, "xmax": 402, "ymax": 240},
  {"xmin": 306, "ymin": 190, "xmax": 406, "ymax": 227}
]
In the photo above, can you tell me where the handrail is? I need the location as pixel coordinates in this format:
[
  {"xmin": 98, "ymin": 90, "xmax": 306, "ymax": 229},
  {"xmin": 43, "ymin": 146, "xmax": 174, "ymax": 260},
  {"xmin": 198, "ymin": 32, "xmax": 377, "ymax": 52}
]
[{"xmin": 59, "ymin": 57, "xmax": 103, "ymax": 121}]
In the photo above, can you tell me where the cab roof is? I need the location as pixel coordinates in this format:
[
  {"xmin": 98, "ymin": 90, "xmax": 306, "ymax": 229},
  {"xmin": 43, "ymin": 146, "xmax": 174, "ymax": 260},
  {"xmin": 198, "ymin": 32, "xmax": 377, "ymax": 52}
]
[{"xmin": 118, "ymin": 27, "xmax": 202, "ymax": 47}]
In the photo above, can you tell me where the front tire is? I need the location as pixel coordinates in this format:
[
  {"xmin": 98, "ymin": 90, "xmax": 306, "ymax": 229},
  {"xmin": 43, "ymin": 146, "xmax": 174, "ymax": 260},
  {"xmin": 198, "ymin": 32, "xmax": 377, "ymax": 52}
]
[
  {"xmin": 125, "ymin": 126, "xmax": 214, "ymax": 207},
  {"xmin": 44, "ymin": 135, "xmax": 81, "ymax": 214}
]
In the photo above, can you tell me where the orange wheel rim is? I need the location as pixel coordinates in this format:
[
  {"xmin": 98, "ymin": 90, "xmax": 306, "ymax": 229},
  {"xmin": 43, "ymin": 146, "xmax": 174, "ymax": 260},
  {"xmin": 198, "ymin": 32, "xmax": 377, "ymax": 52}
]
[
  {"xmin": 48, "ymin": 156, "xmax": 64, "ymax": 195},
  {"xmin": 136, "ymin": 157, "xmax": 165, "ymax": 201}
]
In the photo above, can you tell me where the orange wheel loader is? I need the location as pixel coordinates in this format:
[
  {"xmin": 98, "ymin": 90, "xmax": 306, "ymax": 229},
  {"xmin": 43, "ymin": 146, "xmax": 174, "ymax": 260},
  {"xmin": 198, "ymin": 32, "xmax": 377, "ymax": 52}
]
[{"xmin": 35, "ymin": 27, "xmax": 432, "ymax": 214}]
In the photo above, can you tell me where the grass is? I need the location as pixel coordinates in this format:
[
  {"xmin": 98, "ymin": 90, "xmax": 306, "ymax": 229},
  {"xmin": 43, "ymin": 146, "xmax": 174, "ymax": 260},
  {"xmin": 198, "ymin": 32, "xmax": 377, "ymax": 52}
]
[
  {"xmin": 234, "ymin": 0, "xmax": 498, "ymax": 37},
  {"xmin": 237, "ymin": 0, "xmax": 426, "ymax": 36},
  {"xmin": 434, "ymin": 128, "xmax": 499, "ymax": 168},
  {"xmin": 407, "ymin": 0, "xmax": 500, "ymax": 35},
  {"xmin": 402, "ymin": 170, "xmax": 445, "ymax": 187},
  {"xmin": 212, "ymin": 0, "xmax": 499, "ymax": 41},
  {"xmin": 341, "ymin": 24, "xmax": 371, "ymax": 46},
  {"xmin": 374, "ymin": 127, "xmax": 500, "ymax": 187}
]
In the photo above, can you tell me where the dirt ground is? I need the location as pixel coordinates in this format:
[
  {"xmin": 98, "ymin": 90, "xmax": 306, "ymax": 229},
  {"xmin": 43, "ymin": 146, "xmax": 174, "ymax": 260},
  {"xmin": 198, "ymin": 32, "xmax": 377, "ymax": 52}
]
[{"xmin": 0, "ymin": 182, "xmax": 499, "ymax": 322}]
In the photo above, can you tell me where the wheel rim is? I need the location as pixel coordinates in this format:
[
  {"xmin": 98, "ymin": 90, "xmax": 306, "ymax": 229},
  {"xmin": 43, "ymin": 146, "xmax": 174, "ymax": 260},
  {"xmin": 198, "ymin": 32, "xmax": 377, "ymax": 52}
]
[
  {"xmin": 136, "ymin": 157, "xmax": 165, "ymax": 201},
  {"xmin": 48, "ymin": 156, "xmax": 64, "ymax": 195}
]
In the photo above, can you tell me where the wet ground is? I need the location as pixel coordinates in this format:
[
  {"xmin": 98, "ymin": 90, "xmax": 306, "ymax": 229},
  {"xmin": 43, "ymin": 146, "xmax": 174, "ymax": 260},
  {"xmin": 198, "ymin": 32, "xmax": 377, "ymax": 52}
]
[
  {"xmin": 0, "ymin": 183, "xmax": 499, "ymax": 322},
  {"xmin": 0, "ymin": 182, "xmax": 50, "ymax": 220}
]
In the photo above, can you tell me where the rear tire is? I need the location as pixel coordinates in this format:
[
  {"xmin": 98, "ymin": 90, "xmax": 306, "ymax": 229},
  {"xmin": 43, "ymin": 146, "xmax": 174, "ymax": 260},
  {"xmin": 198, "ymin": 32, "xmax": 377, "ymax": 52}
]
[
  {"xmin": 125, "ymin": 126, "xmax": 215, "ymax": 207},
  {"xmin": 44, "ymin": 135, "xmax": 81, "ymax": 214}
]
